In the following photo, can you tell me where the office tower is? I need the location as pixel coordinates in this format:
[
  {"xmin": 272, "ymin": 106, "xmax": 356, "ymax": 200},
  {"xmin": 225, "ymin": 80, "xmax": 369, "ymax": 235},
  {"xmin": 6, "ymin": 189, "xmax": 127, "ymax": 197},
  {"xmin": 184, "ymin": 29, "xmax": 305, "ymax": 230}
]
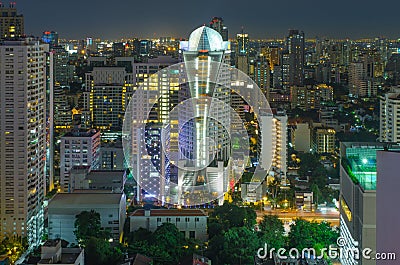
[
  {"xmin": 84, "ymin": 67, "xmax": 133, "ymax": 130},
  {"xmin": 315, "ymin": 62, "xmax": 332, "ymax": 83},
  {"xmin": 209, "ymin": 17, "xmax": 228, "ymax": 41},
  {"xmin": 127, "ymin": 56, "xmax": 180, "ymax": 202},
  {"xmin": 262, "ymin": 46, "xmax": 281, "ymax": 70},
  {"xmin": 236, "ymin": 31, "xmax": 249, "ymax": 74},
  {"xmin": 379, "ymin": 86, "xmax": 400, "ymax": 143},
  {"xmin": 348, "ymin": 55, "xmax": 377, "ymax": 98},
  {"xmin": 250, "ymin": 55, "xmax": 271, "ymax": 100},
  {"xmin": 139, "ymin": 40, "xmax": 151, "ymax": 56},
  {"xmin": 272, "ymin": 64, "xmax": 283, "ymax": 89},
  {"xmin": 53, "ymin": 45, "xmax": 74, "ymax": 86},
  {"xmin": 41, "ymin": 31, "xmax": 59, "ymax": 48},
  {"xmin": 60, "ymin": 129, "xmax": 101, "ymax": 192},
  {"xmin": 339, "ymin": 143, "xmax": 400, "ymax": 265},
  {"xmin": 180, "ymin": 26, "xmax": 231, "ymax": 162},
  {"xmin": 0, "ymin": 39, "xmax": 48, "ymax": 246},
  {"xmin": 53, "ymin": 85, "xmax": 72, "ymax": 130},
  {"xmin": 0, "ymin": 2, "xmax": 24, "ymax": 39},
  {"xmin": 179, "ymin": 26, "xmax": 232, "ymax": 205},
  {"xmin": 286, "ymin": 30, "xmax": 305, "ymax": 86},
  {"xmin": 113, "ymin": 42, "xmax": 126, "ymax": 57},
  {"xmin": 100, "ymin": 139, "xmax": 125, "ymax": 170}
]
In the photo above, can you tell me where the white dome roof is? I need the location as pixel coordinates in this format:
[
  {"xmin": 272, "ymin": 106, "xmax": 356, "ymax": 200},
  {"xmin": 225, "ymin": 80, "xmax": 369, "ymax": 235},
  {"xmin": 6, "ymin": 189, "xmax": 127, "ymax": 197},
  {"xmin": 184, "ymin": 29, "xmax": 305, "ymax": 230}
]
[{"xmin": 188, "ymin": 26, "xmax": 223, "ymax": 52}]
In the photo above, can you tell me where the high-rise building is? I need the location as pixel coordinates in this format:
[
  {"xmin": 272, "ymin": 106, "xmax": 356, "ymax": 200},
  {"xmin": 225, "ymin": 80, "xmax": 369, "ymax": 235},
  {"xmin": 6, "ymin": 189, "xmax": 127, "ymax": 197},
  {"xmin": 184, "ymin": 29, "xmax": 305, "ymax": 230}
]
[
  {"xmin": 178, "ymin": 26, "xmax": 232, "ymax": 204},
  {"xmin": 339, "ymin": 143, "xmax": 400, "ymax": 265},
  {"xmin": 84, "ymin": 67, "xmax": 133, "ymax": 130},
  {"xmin": 53, "ymin": 85, "xmax": 72, "ymax": 130},
  {"xmin": 0, "ymin": 3, "xmax": 24, "ymax": 39},
  {"xmin": 286, "ymin": 30, "xmax": 305, "ymax": 86},
  {"xmin": 126, "ymin": 56, "xmax": 180, "ymax": 202},
  {"xmin": 41, "ymin": 31, "xmax": 59, "ymax": 48},
  {"xmin": 60, "ymin": 129, "xmax": 101, "ymax": 192},
  {"xmin": 250, "ymin": 55, "xmax": 271, "ymax": 100},
  {"xmin": 53, "ymin": 45, "xmax": 74, "ymax": 87},
  {"xmin": 262, "ymin": 46, "xmax": 281, "ymax": 70},
  {"xmin": 312, "ymin": 127, "xmax": 335, "ymax": 154},
  {"xmin": 259, "ymin": 110, "xmax": 288, "ymax": 182},
  {"xmin": 0, "ymin": 39, "xmax": 48, "ymax": 246},
  {"xmin": 379, "ymin": 86, "xmax": 400, "ymax": 143},
  {"xmin": 236, "ymin": 31, "xmax": 249, "ymax": 74},
  {"xmin": 349, "ymin": 55, "xmax": 377, "ymax": 98},
  {"xmin": 209, "ymin": 17, "xmax": 228, "ymax": 41},
  {"xmin": 376, "ymin": 150, "xmax": 400, "ymax": 264}
]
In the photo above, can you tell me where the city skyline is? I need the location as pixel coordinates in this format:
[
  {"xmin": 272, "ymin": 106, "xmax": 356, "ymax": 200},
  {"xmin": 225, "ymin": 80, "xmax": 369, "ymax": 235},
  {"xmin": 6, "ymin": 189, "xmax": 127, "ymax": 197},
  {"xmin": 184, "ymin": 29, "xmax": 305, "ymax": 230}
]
[{"xmin": 15, "ymin": 0, "xmax": 400, "ymax": 40}]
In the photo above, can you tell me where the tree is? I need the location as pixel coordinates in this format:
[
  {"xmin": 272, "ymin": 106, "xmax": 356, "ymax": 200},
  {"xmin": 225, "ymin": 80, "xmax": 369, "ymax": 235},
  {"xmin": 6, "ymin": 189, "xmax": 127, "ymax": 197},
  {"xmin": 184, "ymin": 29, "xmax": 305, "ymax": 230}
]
[
  {"xmin": 74, "ymin": 210, "xmax": 110, "ymax": 246},
  {"xmin": 126, "ymin": 227, "xmax": 153, "ymax": 245},
  {"xmin": 288, "ymin": 219, "xmax": 338, "ymax": 250},
  {"xmin": 85, "ymin": 237, "xmax": 123, "ymax": 265},
  {"xmin": 267, "ymin": 178, "xmax": 280, "ymax": 209},
  {"xmin": 151, "ymin": 223, "xmax": 186, "ymax": 262},
  {"xmin": 209, "ymin": 202, "xmax": 257, "ymax": 230},
  {"xmin": 220, "ymin": 227, "xmax": 261, "ymax": 265},
  {"xmin": 258, "ymin": 215, "xmax": 286, "ymax": 249}
]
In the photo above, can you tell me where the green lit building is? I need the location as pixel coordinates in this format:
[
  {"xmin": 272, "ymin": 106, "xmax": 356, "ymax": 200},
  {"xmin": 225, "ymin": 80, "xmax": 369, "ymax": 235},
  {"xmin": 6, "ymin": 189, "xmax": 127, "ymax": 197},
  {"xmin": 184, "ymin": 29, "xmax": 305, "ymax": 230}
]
[{"xmin": 339, "ymin": 142, "xmax": 400, "ymax": 265}]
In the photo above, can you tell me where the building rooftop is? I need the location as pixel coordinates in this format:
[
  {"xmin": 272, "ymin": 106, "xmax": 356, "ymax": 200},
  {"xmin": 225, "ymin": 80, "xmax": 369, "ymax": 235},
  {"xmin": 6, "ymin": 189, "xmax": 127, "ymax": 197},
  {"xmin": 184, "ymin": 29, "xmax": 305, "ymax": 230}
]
[
  {"xmin": 62, "ymin": 129, "xmax": 99, "ymax": 138},
  {"xmin": 49, "ymin": 192, "xmax": 123, "ymax": 208},
  {"xmin": 43, "ymin": 239, "xmax": 60, "ymax": 247},
  {"xmin": 130, "ymin": 209, "xmax": 207, "ymax": 217},
  {"xmin": 341, "ymin": 142, "xmax": 400, "ymax": 190},
  {"xmin": 186, "ymin": 26, "xmax": 225, "ymax": 52}
]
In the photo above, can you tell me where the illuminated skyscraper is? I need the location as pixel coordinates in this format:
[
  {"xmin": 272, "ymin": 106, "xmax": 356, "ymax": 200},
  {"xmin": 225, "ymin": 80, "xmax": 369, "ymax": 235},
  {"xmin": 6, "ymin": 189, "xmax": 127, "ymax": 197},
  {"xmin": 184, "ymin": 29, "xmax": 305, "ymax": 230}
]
[
  {"xmin": 235, "ymin": 30, "xmax": 249, "ymax": 74},
  {"xmin": 0, "ymin": 2, "xmax": 24, "ymax": 39},
  {"xmin": 348, "ymin": 55, "xmax": 377, "ymax": 98},
  {"xmin": 0, "ymin": 39, "xmax": 48, "ymax": 246},
  {"xmin": 209, "ymin": 17, "xmax": 228, "ymax": 41},
  {"xmin": 286, "ymin": 29, "xmax": 305, "ymax": 86},
  {"xmin": 179, "ymin": 26, "xmax": 232, "ymax": 205},
  {"xmin": 85, "ymin": 67, "xmax": 133, "ymax": 130},
  {"xmin": 41, "ymin": 31, "xmax": 59, "ymax": 48},
  {"xmin": 250, "ymin": 55, "xmax": 271, "ymax": 100}
]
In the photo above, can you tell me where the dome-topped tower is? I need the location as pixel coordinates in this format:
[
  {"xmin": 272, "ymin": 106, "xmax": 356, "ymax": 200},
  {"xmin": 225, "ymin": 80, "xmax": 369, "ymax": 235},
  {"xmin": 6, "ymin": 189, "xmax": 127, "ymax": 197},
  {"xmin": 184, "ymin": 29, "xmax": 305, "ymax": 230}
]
[{"xmin": 187, "ymin": 26, "xmax": 224, "ymax": 52}]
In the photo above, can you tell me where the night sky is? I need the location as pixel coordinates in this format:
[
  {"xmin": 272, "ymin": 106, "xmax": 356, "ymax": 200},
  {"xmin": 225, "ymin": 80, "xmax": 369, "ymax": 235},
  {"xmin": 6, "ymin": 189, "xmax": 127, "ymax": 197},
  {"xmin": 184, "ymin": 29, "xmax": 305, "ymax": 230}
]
[{"xmin": 15, "ymin": 0, "xmax": 400, "ymax": 40}]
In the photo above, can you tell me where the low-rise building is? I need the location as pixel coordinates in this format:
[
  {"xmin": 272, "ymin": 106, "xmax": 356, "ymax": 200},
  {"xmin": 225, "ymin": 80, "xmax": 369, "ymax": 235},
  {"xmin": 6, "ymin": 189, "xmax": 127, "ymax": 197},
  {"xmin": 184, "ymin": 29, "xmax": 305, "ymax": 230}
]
[
  {"xmin": 99, "ymin": 139, "xmax": 125, "ymax": 170},
  {"xmin": 60, "ymin": 129, "xmax": 101, "ymax": 192},
  {"xmin": 38, "ymin": 239, "xmax": 84, "ymax": 265},
  {"xmin": 130, "ymin": 209, "xmax": 208, "ymax": 241},
  {"xmin": 48, "ymin": 192, "xmax": 126, "ymax": 244},
  {"xmin": 241, "ymin": 182, "xmax": 265, "ymax": 203},
  {"xmin": 70, "ymin": 166, "xmax": 126, "ymax": 193}
]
